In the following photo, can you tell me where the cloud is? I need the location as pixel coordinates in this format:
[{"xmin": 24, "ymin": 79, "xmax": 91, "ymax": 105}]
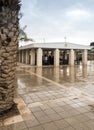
[
  {"xmin": 20, "ymin": 0, "xmax": 94, "ymax": 45},
  {"xmin": 66, "ymin": 9, "xmax": 91, "ymax": 20}
]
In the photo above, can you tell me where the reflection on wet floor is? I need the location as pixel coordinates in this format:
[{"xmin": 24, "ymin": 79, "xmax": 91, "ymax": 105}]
[
  {"xmin": 16, "ymin": 61, "xmax": 94, "ymax": 96},
  {"xmin": 16, "ymin": 62, "xmax": 94, "ymax": 85},
  {"xmin": 0, "ymin": 61, "xmax": 94, "ymax": 129}
]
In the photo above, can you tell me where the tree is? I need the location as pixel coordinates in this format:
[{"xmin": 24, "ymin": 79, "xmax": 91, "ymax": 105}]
[
  {"xmin": 19, "ymin": 25, "xmax": 34, "ymax": 42},
  {"xmin": 0, "ymin": 0, "xmax": 20, "ymax": 113}
]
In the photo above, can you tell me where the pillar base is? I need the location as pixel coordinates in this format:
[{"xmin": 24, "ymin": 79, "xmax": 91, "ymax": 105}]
[
  {"xmin": 69, "ymin": 64, "xmax": 75, "ymax": 66},
  {"xmin": 82, "ymin": 64, "xmax": 87, "ymax": 66}
]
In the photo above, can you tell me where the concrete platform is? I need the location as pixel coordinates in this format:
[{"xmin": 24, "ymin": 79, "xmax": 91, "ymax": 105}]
[{"xmin": 0, "ymin": 61, "xmax": 94, "ymax": 130}]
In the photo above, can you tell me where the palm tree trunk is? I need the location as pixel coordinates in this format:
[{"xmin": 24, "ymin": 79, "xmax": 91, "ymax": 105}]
[{"xmin": 0, "ymin": 0, "xmax": 20, "ymax": 113}]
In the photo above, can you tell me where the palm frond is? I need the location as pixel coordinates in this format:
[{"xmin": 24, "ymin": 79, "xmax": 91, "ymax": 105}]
[
  {"xmin": 19, "ymin": 27, "xmax": 34, "ymax": 42},
  {"xmin": 0, "ymin": 0, "xmax": 21, "ymax": 11}
]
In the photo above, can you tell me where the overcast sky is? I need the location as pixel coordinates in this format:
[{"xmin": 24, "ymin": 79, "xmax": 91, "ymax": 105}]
[{"xmin": 20, "ymin": 0, "xmax": 94, "ymax": 45}]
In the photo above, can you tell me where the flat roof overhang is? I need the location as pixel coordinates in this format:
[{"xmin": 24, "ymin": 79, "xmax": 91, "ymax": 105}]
[{"xmin": 19, "ymin": 42, "xmax": 91, "ymax": 50}]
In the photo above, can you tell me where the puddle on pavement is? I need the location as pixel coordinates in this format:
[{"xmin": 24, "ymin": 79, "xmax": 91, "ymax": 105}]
[{"xmin": 17, "ymin": 63, "xmax": 94, "ymax": 84}]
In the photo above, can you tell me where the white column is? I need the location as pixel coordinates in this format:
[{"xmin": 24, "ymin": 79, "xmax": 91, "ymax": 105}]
[
  {"xmin": 18, "ymin": 51, "xmax": 21, "ymax": 62},
  {"xmin": 82, "ymin": 50, "xmax": 87, "ymax": 66},
  {"xmin": 54, "ymin": 49, "xmax": 59, "ymax": 67},
  {"xmin": 27, "ymin": 50, "xmax": 30, "ymax": 64},
  {"xmin": 24, "ymin": 50, "xmax": 26, "ymax": 63},
  {"xmin": 30, "ymin": 49, "xmax": 35, "ymax": 65},
  {"xmin": 25, "ymin": 50, "xmax": 28, "ymax": 64},
  {"xmin": 20, "ymin": 51, "xmax": 22, "ymax": 62},
  {"xmin": 37, "ymin": 48, "xmax": 42, "ymax": 67},
  {"xmin": 69, "ymin": 49, "xmax": 74, "ymax": 66},
  {"xmin": 74, "ymin": 51, "xmax": 76, "ymax": 61},
  {"xmin": 22, "ymin": 50, "xmax": 24, "ymax": 63}
]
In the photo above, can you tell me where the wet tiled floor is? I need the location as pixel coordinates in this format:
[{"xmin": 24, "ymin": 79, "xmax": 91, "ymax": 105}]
[{"xmin": 0, "ymin": 61, "xmax": 94, "ymax": 130}]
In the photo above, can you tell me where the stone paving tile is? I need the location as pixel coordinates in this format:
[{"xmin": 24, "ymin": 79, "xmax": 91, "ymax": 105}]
[
  {"xmin": 28, "ymin": 125, "xmax": 44, "ymax": 130},
  {"xmin": 48, "ymin": 113, "xmax": 62, "ymax": 121},
  {"xmin": 25, "ymin": 119, "xmax": 40, "ymax": 128},
  {"xmin": 37, "ymin": 115, "xmax": 52, "ymax": 124},
  {"xmin": 1, "ymin": 64, "xmax": 94, "ymax": 130},
  {"xmin": 52, "ymin": 106, "xmax": 65, "ymax": 113},
  {"xmin": 67, "ymin": 109, "xmax": 80, "ymax": 116},
  {"xmin": 56, "ymin": 101, "xmax": 66, "ymax": 107},
  {"xmin": 54, "ymin": 119, "xmax": 70, "ymax": 129},
  {"xmin": 65, "ymin": 117, "xmax": 80, "ymax": 125},
  {"xmin": 10, "ymin": 121, "xmax": 27, "ymax": 130},
  {"xmin": 22, "ymin": 113, "xmax": 34, "ymax": 121},
  {"xmin": 47, "ymin": 103, "xmax": 59, "ymax": 108},
  {"xmin": 39, "ymin": 104, "xmax": 51, "ymax": 111},
  {"xmin": 84, "ymin": 120, "xmax": 94, "ymax": 130},
  {"xmin": 22, "ymin": 129, "xmax": 29, "ymax": 130},
  {"xmin": 0, "ymin": 125, "xmax": 12, "ymax": 130},
  {"xmin": 33, "ymin": 110, "xmax": 47, "ymax": 118},
  {"xmin": 84, "ymin": 112, "xmax": 94, "ymax": 119},
  {"xmin": 70, "ymin": 103, "xmax": 81, "ymax": 108},
  {"xmin": 75, "ymin": 106, "xmax": 90, "ymax": 113},
  {"xmin": 74, "ymin": 114, "xmax": 90, "ymax": 122},
  {"xmin": 59, "ymin": 111, "xmax": 73, "ymax": 118},
  {"xmin": 44, "ymin": 108, "xmax": 56, "ymax": 115},
  {"xmin": 61, "ymin": 104, "xmax": 74, "ymax": 111},
  {"xmin": 42, "ymin": 122, "xmax": 58, "ymax": 130},
  {"xmin": 29, "ymin": 107, "xmax": 42, "ymax": 113},
  {"xmin": 72, "ymin": 122, "xmax": 91, "ymax": 130},
  {"xmin": 59, "ymin": 126, "xmax": 75, "ymax": 130}
]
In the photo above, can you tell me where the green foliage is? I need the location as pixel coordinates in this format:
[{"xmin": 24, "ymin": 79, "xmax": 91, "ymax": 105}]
[{"xmin": 19, "ymin": 25, "xmax": 34, "ymax": 42}]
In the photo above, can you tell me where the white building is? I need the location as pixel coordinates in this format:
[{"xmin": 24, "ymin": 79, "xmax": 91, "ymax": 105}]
[{"xmin": 18, "ymin": 42, "xmax": 91, "ymax": 67}]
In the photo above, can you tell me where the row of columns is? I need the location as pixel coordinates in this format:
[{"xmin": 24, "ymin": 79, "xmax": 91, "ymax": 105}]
[{"xmin": 19, "ymin": 48, "xmax": 87, "ymax": 67}]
